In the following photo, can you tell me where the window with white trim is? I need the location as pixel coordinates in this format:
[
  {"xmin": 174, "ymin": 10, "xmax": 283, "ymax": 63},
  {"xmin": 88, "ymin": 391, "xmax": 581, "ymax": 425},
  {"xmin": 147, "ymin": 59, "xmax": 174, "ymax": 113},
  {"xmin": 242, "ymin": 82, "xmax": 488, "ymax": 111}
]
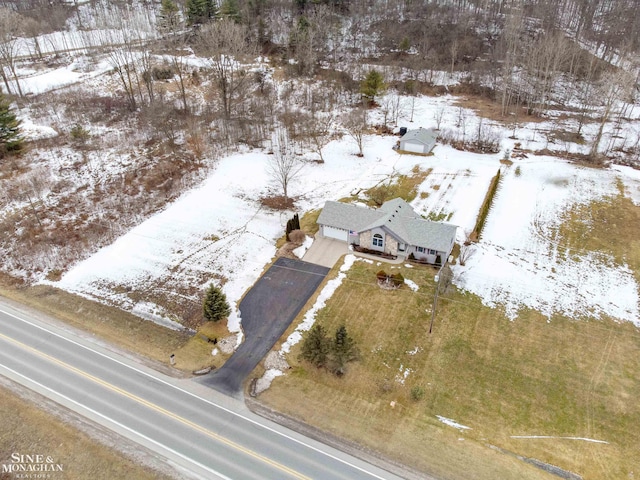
[
  {"xmin": 428, "ymin": 249, "xmax": 437, "ymax": 255},
  {"xmin": 372, "ymin": 233, "xmax": 384, "ymax": 247},
  {"xmin": 416, "ymin": 246, "xmax": 425, "ymax": 253}
]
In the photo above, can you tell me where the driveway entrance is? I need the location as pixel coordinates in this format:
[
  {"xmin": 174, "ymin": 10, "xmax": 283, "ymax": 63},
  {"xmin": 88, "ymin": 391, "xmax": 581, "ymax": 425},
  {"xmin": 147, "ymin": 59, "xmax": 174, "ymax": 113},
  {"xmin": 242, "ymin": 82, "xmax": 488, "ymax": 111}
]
[{"xmin": 199, "ymin": 257, "xmax": 329, "ymax": 397}]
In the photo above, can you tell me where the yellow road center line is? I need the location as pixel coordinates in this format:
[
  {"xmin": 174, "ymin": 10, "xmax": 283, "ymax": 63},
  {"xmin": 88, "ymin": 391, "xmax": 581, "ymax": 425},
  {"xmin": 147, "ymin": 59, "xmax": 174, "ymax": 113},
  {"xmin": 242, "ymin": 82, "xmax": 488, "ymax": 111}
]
[{"xmin": 0, "ymin": 332, "xmax": 310, "ymax": 480}]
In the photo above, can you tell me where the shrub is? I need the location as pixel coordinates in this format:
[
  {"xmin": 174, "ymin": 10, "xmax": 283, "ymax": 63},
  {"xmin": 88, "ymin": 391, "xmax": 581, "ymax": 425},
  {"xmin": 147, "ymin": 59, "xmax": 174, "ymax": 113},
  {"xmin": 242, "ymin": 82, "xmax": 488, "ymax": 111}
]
[
  {"xmin": 411, "ymin": 386, "xmax": 425, "ymax": 401},
  {"xmin": 285, "ymin": 213, "xmax": 301, "ymax": 241},
  {"xmin": 515, "ymin": 165, "xmax": 522, "ymax": 177},
  {"xmin": 391, "ymin": 273, "xmax": 404, "ymax": 287},
  {"xmin": 70, "ymin": 124, "xmax": 90, "ymax": 142},
  {"xmin": 289, "ymin": 229, "xmax": 306, "ymax": 244},
  {"xmin": 376, "ymin": 270, "xmax": 388, "ymax": 281},
  {"xmin": 152, "ymin": 66, "xmax": 175, "ymax": 80},
  {"xmin": 471, "ymin": 168, "xmax": 502, "ymax": 241}
]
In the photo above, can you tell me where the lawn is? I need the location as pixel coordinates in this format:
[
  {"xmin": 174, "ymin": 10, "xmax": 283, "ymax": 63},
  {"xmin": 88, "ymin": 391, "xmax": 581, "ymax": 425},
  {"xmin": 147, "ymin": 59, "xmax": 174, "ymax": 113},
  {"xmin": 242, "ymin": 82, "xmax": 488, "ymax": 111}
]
[
  {"xmin": 259, "ymin": 258, "xmax": 640, "ymax": 480},
  {"xmin": 0, "ymin": 380, "xmax": 174, "ymax": 480},
  {"xmin": 0, "ymin": 282, "xmax": 222, "ymax": 373}
]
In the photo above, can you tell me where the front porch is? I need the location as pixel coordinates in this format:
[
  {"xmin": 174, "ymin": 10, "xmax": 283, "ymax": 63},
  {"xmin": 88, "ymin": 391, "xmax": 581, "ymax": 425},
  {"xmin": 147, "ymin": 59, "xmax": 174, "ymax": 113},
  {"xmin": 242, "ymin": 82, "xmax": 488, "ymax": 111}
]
[{"xmin": 351, "ymin": 245, "xmax": 404, "ymax": 264}]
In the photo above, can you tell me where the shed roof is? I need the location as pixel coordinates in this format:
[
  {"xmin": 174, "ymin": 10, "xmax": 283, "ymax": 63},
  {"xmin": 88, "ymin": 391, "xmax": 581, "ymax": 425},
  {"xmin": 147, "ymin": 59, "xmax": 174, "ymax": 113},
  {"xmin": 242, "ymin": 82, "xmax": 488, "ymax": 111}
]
[{"xmin": 400, "ymin": 127, "xmax": 437, "ymax": 145}]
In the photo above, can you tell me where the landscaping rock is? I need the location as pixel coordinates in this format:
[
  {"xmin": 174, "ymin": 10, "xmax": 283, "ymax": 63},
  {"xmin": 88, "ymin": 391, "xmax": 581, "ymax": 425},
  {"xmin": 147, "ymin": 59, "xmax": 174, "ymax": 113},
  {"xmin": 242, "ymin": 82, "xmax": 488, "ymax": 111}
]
[
  {"xmin": 217, "ymin": 336, "xmax": 236, "ymax": 355},
  {"xmin": 264, "ymin": 351, "xmax": 289, "ymax": 370}
]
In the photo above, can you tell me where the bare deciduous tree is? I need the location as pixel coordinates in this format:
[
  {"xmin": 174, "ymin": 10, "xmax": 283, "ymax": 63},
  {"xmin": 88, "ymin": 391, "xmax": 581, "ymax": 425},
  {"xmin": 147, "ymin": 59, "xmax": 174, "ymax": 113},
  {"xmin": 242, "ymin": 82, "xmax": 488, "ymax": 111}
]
[
  {"xmin": 344, "ymin": 106, "xmax": 368, "ymax": 157},
  {"xmin": 94, "ymin": 5, "xmax": 156, "ymax": 110},
  {"xmin": 299, "ymin": 112, "xmax": 334, "ymax": 163},
  {"xmin": 589, "ymin": 70, "xmax": 634, "ymax": 158},
  {"xmin": 0, "ymin": 8, "xmax": 26, "ymax": 97},
  {"xmin": 199, "ymin": 19, "xmax": 253, "ymax": 122},
  {"xmin": 434, "ymin": 106, "xmax": 446, "ymax": 130},
  {"xmin": 268, "ymin": 129, "xmax": 305, "ymax": 203}
]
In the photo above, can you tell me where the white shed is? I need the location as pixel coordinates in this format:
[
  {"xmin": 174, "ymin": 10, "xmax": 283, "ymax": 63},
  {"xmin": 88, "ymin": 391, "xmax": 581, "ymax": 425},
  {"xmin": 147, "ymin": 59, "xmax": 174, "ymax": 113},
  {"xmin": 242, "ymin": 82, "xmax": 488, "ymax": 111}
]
[{"xmin": 399, "ymin": 128, "xmax": 437, "ymax": 154}]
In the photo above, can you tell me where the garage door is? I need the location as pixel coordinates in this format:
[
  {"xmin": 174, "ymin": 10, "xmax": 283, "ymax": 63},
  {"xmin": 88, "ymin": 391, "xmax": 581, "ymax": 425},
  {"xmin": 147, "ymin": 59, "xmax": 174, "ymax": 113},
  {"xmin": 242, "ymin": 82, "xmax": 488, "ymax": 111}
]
[
  {"xmin": 402, "ymin": 141, "xmax": 425, "ymax": 154},
  {"xmin": 323, "ymin": 226, "xmax": 348, "ymax": 242}
]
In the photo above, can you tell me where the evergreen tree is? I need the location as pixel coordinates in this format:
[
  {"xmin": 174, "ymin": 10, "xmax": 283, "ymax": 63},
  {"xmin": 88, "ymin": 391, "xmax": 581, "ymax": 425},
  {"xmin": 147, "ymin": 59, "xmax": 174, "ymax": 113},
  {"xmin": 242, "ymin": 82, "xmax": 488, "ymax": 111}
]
[
  {"xmin": 285, "ymin": 213, "xmax": 301, "ymax": 240},
  {"xmin": 219, "ymin": 0, "xmax": 241, "ymax": 22},
  {"xmin": 202, "ymin": 284, "xmax": 231, "ymax": 321},
  {"xmin": 185, "ymin": 0, "xmax": 217, "ymax": 25},
  {"xmin": 158, "ymin": 0, "xmax": 180, "ymax": 34},
  {"xmin": 0, "ymin": 93, "xmax": 22, "ymax": 159},
  {"xmin": 330, "ymin": 325, "xmax": 359, "ymax": 375},
  {"xmin": 360, "ymin": 69, "xmax": 386, "ymax": 104},
  {"xmin": 300, "ymin": 324, "xmax": 330, "ymax": 368}
]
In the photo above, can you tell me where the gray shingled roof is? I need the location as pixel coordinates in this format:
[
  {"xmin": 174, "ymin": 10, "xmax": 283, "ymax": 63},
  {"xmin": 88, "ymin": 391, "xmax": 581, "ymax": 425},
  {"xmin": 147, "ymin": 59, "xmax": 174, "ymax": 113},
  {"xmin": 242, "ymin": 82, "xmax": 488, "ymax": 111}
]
[
  {"xmin": 400, "ymin": 127, "xmax": 437, "ymax": 146},
  {"xmin": 316, "ymin": 201, "xmax": 383, "ymax": 232},
  {"xmin": 317, "ymin": 199, "xmax": 457, "ymax": 252}
]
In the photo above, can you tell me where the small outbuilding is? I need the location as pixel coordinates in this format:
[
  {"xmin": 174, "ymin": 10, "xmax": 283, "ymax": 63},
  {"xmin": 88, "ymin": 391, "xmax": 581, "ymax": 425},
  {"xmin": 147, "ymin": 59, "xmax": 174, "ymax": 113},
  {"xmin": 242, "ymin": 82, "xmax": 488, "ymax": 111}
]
[{"xmin": 399, "ymin": 127, "xmax": 437, "ymax": 154}]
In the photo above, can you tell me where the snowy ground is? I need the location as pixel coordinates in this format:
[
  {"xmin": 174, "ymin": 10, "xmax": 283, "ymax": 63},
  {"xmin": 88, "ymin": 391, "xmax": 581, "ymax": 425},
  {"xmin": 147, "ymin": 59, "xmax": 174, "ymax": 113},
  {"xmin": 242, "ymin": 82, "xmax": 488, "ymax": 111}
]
[
  {"xmin": 453, "ymin": 158, "xmax": 640, "ymax": 324},
  {"xmin": 42, "ymin": 92, "xmax": 640, "ymax": 342}
]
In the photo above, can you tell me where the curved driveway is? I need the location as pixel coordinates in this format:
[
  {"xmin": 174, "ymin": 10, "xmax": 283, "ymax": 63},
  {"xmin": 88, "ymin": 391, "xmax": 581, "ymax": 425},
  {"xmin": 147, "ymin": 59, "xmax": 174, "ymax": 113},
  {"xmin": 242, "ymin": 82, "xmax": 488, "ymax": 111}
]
[{"xmin": 200, "ymin": 257, "xmax": 330, "ymax": 397}]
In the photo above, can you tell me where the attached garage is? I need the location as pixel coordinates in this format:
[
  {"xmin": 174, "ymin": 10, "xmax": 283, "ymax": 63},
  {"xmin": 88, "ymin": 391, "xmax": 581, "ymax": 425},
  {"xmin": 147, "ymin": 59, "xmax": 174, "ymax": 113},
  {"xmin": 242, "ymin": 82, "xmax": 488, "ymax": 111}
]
[{"xmin": 322, "ymin": 225, "xmax": 348, "ymax": 242}]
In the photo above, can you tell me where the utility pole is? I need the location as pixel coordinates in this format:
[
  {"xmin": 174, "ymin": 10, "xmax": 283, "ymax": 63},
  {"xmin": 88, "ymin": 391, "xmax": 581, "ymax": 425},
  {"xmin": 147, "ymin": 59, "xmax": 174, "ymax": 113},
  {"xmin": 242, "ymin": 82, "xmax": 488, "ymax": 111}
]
[{"xmin": 429, "ymin": 262, "xmax": 445, "ymax": 334}]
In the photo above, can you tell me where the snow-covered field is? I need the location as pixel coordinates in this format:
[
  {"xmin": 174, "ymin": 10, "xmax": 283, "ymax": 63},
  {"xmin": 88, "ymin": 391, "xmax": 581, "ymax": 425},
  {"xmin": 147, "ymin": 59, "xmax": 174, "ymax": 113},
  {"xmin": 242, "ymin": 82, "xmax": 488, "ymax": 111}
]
[
  {"xmin": 40, "ymin": 92, "xmax": 639, "ymax": 338},
  {"xmin": 454, "ymin": 159, "xmax": 639, "ymax": 323}
]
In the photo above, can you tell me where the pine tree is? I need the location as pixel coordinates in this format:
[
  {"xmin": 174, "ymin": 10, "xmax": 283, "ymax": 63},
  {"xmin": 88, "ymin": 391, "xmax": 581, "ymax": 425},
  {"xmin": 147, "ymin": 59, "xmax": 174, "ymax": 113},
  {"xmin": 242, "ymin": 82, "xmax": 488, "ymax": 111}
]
[
  {"xmin": 0, "ymin": 93, "xmax": 22, "ymax": 159},
  {"xmin": 360, "ymin": 69, "xmax": 386, "ymax": 104},
  {"xmin": 202, "ymin": 284, "xmax": 231, "ymax": 322},
  {"xmin": 185, "ymin": 0, "xmax": 217, "ymax": 25},
  {"xmin": 219, "ymin": 0, "xmax": 241, "ymax": 22},
  {"xmin": 285, "ymin": 214, "xmax": 301, "ymax": 241},
  {"xmin": 300, "ymin": 324, "xmax": 330, "ymax": 368},
  {"xmin": 158, "ymin": 0, "xmax": 180, "ymax": 34},
  {"xmin": 330, "ymin": 325, "xmax": 359, "ymax": 376}
]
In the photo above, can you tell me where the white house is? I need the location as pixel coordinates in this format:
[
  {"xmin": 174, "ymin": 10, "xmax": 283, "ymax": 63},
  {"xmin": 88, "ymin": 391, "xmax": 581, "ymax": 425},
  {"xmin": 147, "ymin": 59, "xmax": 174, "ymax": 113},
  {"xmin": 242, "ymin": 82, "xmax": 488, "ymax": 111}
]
[{"xmin": 317, "ymin": 198, "xmax": 457, "ymax": 265}]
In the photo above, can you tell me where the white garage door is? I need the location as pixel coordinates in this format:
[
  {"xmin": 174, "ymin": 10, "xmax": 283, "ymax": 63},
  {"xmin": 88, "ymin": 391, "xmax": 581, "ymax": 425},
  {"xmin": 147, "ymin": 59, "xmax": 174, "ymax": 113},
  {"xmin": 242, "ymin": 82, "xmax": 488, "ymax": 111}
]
[
  {"xmin": 323, "ymin": 226, "xmax": 348, "ymax": 242},
  {"xmin": 402, "ymin": 141, "xmax": 425, "ymax": 154}
]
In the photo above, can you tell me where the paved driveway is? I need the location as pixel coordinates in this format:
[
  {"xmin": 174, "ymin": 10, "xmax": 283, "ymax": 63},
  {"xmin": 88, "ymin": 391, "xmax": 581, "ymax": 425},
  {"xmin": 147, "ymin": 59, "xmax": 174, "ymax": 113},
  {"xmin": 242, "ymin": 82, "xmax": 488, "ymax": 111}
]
[
  {"xmin": 199, "ymin": 257, "xmax": 329, "ymax": 397},
  {"xmin": 302, "ymin": 236, "xmax": 348, "ymax": 268}
]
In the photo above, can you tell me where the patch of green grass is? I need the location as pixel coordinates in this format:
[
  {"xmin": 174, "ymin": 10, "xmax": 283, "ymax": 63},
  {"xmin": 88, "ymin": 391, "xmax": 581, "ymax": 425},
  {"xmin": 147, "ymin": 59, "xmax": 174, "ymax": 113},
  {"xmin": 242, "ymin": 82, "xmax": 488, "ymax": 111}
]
[
  {"xmin": 554, "ymin": 188, "xmax": 640, "ymax": 281},
  {"xmin": 260, "ymin": 260, "xmax": 640, "ymax": 480},
  {"xmin": 426, "ymin": 211, "xmax": 449, "ymax": 222},
  {"xmin": 300, "ymin": 208, "xmax": 321, "ymax": 235},
  {"xmin": 358, "ymin": 166, "xmax": 433, "ymax": 206},
  {"xmin": 172, "ymin": 320, "xmax": 232, "ymax": 371}
]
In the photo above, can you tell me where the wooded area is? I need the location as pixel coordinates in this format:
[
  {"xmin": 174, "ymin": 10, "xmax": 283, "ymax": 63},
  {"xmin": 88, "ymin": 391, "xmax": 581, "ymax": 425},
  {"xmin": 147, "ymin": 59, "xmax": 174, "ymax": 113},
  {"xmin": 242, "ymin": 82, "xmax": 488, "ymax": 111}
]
[{"xmin": 0, "ymin": 0, "xmax": 639, "ymax": 281}]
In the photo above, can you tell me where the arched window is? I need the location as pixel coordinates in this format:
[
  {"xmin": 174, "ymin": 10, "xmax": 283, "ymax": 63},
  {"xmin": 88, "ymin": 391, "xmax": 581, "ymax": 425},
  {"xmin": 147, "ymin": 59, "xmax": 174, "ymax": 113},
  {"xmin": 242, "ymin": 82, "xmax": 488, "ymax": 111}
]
[{"xmin": 372, "ymin": 233, "xmax": 384, "ymax": 247}]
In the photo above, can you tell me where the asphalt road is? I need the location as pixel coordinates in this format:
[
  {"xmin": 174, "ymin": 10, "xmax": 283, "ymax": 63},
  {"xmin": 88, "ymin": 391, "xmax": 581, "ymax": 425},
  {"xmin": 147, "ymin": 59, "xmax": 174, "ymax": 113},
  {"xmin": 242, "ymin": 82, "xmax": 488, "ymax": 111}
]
[
  {"xmin": 200, "ymin": 257, "xmax": 330, "ymax": 397},
  {"xmin": 0, "ymin": 301, "xmax": 405, "ymax": 480}
]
